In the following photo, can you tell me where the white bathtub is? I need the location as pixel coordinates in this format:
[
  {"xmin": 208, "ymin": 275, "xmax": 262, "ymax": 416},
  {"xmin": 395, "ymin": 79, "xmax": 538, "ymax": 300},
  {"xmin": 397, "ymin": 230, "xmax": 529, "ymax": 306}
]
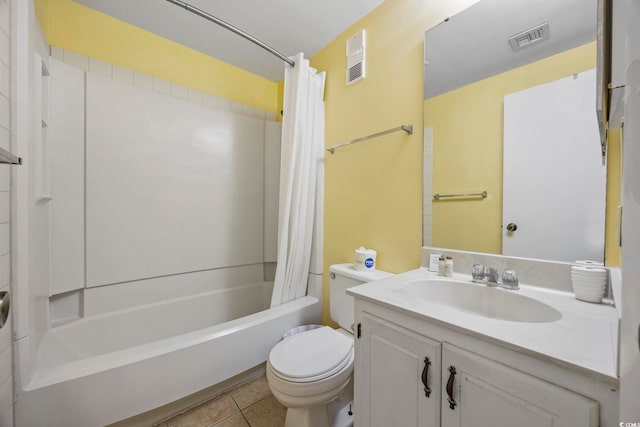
[{"xmin": 16, "ymin": 281, "xmax": 321, "ymax": 427}]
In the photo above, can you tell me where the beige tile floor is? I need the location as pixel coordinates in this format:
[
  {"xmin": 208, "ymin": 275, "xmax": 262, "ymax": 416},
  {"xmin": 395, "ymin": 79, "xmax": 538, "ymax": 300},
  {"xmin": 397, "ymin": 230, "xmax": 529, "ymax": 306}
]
[{"xmin": 159, "ymin": 376, "xmax": 286, "ymax": 427}]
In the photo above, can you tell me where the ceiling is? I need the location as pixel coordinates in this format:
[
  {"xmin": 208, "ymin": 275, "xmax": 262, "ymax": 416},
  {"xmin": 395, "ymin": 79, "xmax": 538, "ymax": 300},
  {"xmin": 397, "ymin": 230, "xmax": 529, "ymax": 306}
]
[
  {"xmin": 73, "ymin": 0, "xmax": 386, "ymax": 82},
  {"xmin": 424, "ymin": 0, "xmax": 597, "ymax": 98}
]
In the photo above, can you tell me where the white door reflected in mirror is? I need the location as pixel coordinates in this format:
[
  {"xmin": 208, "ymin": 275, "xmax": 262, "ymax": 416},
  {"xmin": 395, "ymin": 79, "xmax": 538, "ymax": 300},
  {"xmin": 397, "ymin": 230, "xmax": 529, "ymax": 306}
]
[{"xmin": 503, "ymin": 69, "xmax": 605, "ymax": 263}]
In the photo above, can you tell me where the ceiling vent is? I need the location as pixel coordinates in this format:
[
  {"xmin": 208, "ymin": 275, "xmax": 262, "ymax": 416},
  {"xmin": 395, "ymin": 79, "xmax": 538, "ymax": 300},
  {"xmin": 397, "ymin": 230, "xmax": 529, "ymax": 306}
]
[
  {"xmin": 508, "ymin": 23, "xmax": 550, "ymax": 51},
  {"xmin": 346, "ymin": 30, "xmax": 366, "ymax": 85}
]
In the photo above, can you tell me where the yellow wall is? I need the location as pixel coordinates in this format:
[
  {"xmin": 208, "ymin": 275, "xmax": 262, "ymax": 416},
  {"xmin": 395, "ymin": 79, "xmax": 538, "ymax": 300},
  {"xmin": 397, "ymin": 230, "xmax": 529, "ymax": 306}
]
[
  {"xmin": 424, "ymin": 42, "xmax": 597, "ymax": 254},
  {"xmin": 34, "ymin": 0, "xmax": 278, "ymax": 114},
  {"xmin": 605, "ymin": 129, "xmax": 622, "ymax": 266},
  {"xmin": 311, "ymin": 0, "xmax": 480, "ymax": 325}
]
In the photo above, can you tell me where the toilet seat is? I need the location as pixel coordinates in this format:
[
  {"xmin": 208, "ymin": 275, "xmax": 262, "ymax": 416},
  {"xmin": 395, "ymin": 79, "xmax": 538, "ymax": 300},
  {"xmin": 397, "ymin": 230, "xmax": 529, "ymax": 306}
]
[{"xmin": 269, "ymin": 326, "xmax": 354, "ymax": 383}]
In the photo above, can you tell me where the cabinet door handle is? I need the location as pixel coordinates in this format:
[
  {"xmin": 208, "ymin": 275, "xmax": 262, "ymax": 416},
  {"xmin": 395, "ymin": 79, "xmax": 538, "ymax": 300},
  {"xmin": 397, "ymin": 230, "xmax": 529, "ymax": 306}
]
[
  {"xmin": 421, "ymin": 357, "xmax": 431, "ymax": 397},
  {"xmin": 446, "ymin": 366, "xmax": 457, "ymax": 410}
]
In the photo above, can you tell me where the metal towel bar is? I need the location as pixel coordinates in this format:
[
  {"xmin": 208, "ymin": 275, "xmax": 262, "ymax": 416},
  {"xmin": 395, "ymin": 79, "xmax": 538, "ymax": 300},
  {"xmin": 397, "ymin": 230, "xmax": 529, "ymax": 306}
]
[
  {"xmin": 326, "ymin": 125, "xmax": 413, "ymax": 154},
  {"xmin": 433, "ymin": 191, "xmax": 487, "ymax": 200}
]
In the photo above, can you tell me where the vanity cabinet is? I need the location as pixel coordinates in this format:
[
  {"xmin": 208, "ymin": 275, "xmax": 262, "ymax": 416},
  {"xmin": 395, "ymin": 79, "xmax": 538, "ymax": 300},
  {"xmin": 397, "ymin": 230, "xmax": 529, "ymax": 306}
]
[
  {"xmin": 355, "ymin": 312, "xmax": 441, "ymax": 427},
  {"xmin": 354, "ymin": 310, "xmax": 600, "ymax": 427},
  {"xmin": 441, "ymin": 344, "xmax": 598, "ymax": 427}
]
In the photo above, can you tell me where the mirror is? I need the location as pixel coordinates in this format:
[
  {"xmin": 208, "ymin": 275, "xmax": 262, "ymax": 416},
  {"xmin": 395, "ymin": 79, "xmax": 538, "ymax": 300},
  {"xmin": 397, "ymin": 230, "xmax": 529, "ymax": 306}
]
[{"xmin": 423, "ymin": 0, "xmax": 611, "ymax": 263}]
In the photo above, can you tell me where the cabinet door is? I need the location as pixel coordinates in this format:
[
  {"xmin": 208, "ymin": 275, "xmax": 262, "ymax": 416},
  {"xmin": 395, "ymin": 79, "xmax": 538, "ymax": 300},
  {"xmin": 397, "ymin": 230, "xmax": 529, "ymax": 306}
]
[
  {"xmin": 441, "ymin": 344, "xmax": 599, "ymax": 427},
  {"xmin": 355, "ymin": 313, "xmax": 441, "ymax": 427}
]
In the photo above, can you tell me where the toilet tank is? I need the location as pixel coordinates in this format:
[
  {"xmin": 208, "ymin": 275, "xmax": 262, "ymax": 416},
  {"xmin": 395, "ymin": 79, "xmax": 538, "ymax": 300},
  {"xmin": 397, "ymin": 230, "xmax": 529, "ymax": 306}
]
[{"xmin": 329, "ymin": 263, "xmax": 394, "ymax": 332}]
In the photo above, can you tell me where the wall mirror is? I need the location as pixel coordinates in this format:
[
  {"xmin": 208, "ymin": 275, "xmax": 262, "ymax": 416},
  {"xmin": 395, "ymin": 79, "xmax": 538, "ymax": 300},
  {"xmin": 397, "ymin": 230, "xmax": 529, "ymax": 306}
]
[{"xmin": 423, "ymin": 0, "xmax": 609, "ymax": 263}]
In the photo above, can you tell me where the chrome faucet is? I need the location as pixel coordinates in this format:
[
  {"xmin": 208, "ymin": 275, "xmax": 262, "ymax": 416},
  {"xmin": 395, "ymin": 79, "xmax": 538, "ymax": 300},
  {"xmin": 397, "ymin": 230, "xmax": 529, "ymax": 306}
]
[{"xmin": 471, "ymin": 264, "xmax": 519, "ymax": 290}]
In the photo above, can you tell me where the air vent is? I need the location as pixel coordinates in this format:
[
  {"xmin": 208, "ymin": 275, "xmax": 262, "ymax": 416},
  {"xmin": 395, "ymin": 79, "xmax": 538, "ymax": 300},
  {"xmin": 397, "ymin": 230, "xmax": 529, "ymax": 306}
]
[
  {"xmin": 508, "ymin": 23, "xmax": 550, "ymax": 51},
  {"xmin": 346, "ymin": 30, "xmax": 366, "ymax": 85},
  {"xmin": 349, "ymin": 63, "xmax": 363, "ymax": 83}
]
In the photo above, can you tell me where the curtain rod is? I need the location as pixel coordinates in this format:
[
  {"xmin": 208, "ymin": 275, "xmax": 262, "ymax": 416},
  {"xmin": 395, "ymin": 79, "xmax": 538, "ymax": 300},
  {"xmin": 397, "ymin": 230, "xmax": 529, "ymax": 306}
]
[{"xmin": 165, "ymin": 0, "xmax": 295, "ymax": 68}]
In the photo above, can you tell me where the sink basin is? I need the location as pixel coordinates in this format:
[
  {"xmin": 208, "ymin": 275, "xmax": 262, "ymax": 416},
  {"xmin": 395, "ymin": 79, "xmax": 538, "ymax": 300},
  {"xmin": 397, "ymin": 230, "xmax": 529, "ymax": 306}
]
[{"xmin": 394, "ymin": 280, "xmax": 562, "ymax": 323}]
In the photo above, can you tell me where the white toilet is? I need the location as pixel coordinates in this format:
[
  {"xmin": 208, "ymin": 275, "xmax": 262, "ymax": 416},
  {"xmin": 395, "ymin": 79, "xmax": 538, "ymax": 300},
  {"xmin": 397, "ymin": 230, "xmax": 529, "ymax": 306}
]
[{"xmin": 266, "ymin": 264, "xmax": 393, "ymax": 427}]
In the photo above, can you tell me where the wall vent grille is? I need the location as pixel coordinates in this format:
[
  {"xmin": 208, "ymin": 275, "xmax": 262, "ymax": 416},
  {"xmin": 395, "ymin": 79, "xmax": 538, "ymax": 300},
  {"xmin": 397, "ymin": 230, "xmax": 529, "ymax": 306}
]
[
  {"xmin": 508, "ymin": 23, "xmax": 550, "ymax": 51},
  {"xmin": 348, "ymin": 63, "xmax": 364, "ymax": 84},
  {"xmin": 346, "ymin": 30, "xmax": 366, "ymax": 85}
]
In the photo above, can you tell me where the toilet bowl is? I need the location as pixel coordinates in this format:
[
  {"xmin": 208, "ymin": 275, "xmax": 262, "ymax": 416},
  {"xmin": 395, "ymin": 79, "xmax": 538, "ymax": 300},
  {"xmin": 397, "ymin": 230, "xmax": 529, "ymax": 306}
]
[
  {"xmin": 266, "ymin": 264, "xmax": 393, "ymax": 427},
  {"xmin": 266, "ymin": 326, "xmax": 353, "ymax": 427}
]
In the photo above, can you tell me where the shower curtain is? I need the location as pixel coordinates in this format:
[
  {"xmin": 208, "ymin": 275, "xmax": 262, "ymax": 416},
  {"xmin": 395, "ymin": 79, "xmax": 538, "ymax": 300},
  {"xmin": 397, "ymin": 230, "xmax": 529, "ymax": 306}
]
[{"xmin": 270, "ymin": 53, "xmax": 325, "ymax": 307}]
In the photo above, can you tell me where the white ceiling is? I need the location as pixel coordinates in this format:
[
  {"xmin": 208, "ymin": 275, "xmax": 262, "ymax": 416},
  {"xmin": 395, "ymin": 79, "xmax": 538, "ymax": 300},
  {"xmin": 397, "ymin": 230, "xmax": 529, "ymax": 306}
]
[
  {"xmin": 73, "ymin": 0, "xmax": 386, "ymax": 82},
  {"xmin": 424, "ymin": 0, "xmax": 597, "ymax": 98}
]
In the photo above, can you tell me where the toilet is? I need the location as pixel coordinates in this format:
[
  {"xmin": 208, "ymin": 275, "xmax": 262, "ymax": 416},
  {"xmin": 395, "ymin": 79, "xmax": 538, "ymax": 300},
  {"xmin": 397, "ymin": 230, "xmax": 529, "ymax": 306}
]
[{"xmin": 266, "ymin": 264, "xmax": 393, "ymax": 427}]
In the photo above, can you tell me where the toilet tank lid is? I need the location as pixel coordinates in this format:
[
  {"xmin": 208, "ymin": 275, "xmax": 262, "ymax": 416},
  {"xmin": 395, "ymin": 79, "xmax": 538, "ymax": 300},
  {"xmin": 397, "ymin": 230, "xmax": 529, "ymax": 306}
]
[{"xmin": 329, "ymin": 263, "xmax": 394, "ymax": 283}]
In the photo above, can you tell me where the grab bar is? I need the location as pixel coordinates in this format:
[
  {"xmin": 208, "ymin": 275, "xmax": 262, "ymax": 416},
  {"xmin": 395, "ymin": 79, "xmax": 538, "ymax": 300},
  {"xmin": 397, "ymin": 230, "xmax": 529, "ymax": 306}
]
[
  {"xmin": 326, "ymin": 125, "xmax": 413, "ymax": 154},
  {"xmin": 0, "ymin": 147, "xmax": 21, "ymax": 165},
  {"xmin": 433, "ymin": 191, "xmax": 487, "ymax": 201}
]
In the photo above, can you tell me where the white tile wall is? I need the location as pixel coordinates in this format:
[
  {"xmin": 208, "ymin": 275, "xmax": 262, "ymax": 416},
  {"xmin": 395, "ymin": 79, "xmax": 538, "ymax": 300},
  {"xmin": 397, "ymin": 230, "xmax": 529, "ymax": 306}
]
[
  {"xmin": 0, "ymin": 1, "xmax": 8, "ymax": 33},
  {"xmin": 62, "ymin": 50, "xmax": 88, "ymax": 71},
  {"xmin": 0, "ymin": 405, "xmax": 12, "ymax": 427},
  {"xmin": 44, "ymin": 46, "xmax": 281, "ymax": 121},
  {"xmin": 85, "ymin": 73, "xmax": 265, "ymax": 287},
  {"xmin": 170, "ymin": 82, "xmax": 188, "ymax": 100},
  {"xmin": 0, "ymin": 32, "xmax": 7, "ymax": 68},
  {"xmin": 0, "ymin": 0, "xmax": 12, "ymax": 423},
  {"xmin": 203, "ymin": 93, "xmax": 220, "ymax": 109},
  {"xmin": 49, "ymin": 45, "xmax": 63, "ymax": 61},
  {"xmin": 0, "ymin": 374, "xmax": 11, "ymax": 426},
  {"xmin": 112, "ymin": 64, "xmax": 133, "ymax": 85},
  {"xmin": 49, "ymin": 59, "xmax": 85, "ymax": 296},
  {"xmin": 0, "ymin": 128, "xmax": 7, "ymax": 151},
  {"xmin": 48, "ymin": 45, "xmax": 281, "ymax": 308},
  {"xmin": 133, "ymin": 71, "xmax": 153, "ymax": 90},
  {"xmin": 0, "ymin": 256, "xmax": 8, "ymax": 289},
  {"xmin": 187, "ymin": 87, "xmax": 204, "ymax": 104},
  {"xmin": 88, "ymin": 57, "xmax": 112, "ymax": 79},
  {"xmin": 0, "ymin": 167, "xmax": 8, "ymax": 192},
  {"xmin": 0, "ymin": 63, "xmax": 8, "ymax": 99},
  {"xmin": 152, "ymin": 76, "xmax": 171, "ymax": 95},
  {"xmin": 264, "ymin": 122, "xmax": 282, "ymax": 263}
]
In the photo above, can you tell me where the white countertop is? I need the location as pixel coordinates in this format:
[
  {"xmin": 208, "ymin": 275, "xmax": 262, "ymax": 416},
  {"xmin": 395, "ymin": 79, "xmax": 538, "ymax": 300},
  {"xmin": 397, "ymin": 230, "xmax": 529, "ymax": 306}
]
[{"xmin": 347, "ymin": 267, "xmax": 618, "ymax": 384}]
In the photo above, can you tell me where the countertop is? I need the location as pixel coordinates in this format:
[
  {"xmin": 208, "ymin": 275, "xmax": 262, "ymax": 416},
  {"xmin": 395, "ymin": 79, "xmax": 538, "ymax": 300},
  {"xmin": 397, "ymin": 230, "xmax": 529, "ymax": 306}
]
[{"xmin": 347, "ymin": 267, "xmax": 618, "ymax": 384}]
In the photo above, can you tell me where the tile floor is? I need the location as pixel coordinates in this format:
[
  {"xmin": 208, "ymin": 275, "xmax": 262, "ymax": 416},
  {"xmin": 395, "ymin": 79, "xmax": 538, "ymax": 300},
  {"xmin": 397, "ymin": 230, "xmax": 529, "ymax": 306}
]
[{"xmin": 159, "ymin": 376, "xmax": 286, "ymax": 427}]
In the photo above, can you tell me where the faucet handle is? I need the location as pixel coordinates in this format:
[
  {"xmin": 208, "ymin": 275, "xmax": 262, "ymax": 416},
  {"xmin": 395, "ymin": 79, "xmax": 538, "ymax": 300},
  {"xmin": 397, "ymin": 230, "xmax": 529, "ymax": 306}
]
[
  {"xmin": 500, "ymin": 269, "xmax": 519, "ymax": 290},
  {"xmin": 471, "ymin": 264, "xmax": 485, "ymax": 281}
]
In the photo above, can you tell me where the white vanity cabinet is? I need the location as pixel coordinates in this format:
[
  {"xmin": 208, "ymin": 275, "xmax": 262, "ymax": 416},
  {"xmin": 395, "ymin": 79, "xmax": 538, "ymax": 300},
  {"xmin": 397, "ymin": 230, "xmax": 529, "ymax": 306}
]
[
  {"xmin": 355, "ymin": 312, "xmax": 441, "ymax": 427},
  {"xmin": 441, "ymin": 344, "xmax": 598, "ymax": 427},
  {"xmin": 354, "ymin": 304, "xmax": 605, "ymax": 427}
]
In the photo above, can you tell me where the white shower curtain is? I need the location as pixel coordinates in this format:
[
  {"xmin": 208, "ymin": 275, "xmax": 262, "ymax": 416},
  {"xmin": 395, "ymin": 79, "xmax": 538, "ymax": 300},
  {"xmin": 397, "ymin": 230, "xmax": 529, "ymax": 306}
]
[{"xmin": 270, "ymin": 53, "xmax": 325, "ymax": 307}]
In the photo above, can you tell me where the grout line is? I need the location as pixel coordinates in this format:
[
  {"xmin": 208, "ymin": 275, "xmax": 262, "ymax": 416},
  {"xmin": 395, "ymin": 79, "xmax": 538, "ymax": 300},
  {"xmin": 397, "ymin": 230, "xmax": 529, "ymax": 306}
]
[
  {"xmin": 239, "ymin": 410, "xmax": 252, "ymax": 427},
  {"xmin": 227, "ymin": 392, "xmax": 241, "ymax": 411},
  {"xmin": 209, "ymin": 410, "xmax": 242, "ymax": 427}
]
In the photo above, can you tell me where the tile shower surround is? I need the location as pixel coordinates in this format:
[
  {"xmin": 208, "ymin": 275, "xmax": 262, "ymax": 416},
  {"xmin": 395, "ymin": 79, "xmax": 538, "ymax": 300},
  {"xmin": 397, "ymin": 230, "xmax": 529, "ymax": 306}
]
[
  {"xmin": 0, "ymin": 0, "xmax": 12, "ymax": 424},
  {"xmin": 48, "ymin": 46, "xmax": 286, "ymax": 427}
]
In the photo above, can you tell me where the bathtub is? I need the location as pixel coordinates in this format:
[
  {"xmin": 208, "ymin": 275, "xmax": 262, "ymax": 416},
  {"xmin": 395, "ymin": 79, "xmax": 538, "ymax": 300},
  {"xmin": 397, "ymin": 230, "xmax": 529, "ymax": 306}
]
[{"xmin": 15, "ymin": 281, "xmax": 321, "ymax": 427}]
